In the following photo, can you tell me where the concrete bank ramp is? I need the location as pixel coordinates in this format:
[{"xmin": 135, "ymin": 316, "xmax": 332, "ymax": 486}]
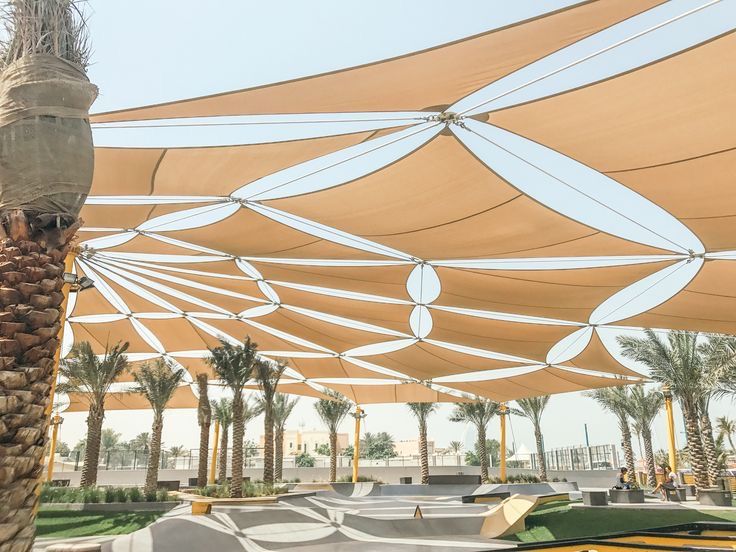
[{"xmin": 480, "ymin": 494, "xmax": 539, "ymax": 539}]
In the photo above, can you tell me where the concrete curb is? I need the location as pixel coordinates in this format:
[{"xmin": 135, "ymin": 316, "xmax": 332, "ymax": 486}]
[{"xmin": 40, "ymin": 501, "xmax": 180, "ymax": 512}]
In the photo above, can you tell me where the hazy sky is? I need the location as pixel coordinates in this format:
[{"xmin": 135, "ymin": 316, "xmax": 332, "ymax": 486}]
[{"xmin": 53, "ymin": 1, "xmax": 734, "ymax": 458}]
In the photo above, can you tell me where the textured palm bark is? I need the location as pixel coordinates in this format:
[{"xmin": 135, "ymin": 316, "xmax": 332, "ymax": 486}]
[
  {"xmin": 329, "ymin": 432, "xmax": 338, "ymax": 482},
  {"xmin": 230, "ymin": 396, "xmax": 244, "ymax": 498},
  {"xmin": 218, "ymin": 425, "xmax": 229, "ymax": 485},
  {"xmin": 195, "ymin": 374, "xmax": 210, "ymax": 488},
  {"xmin": 700, "ymin": 414, "xmax": 720, "ymax": 486},
  {"xmin": 79, "ymin": 407, "xmax": 104, "ymax": 487},
  {"xmin": 144, "ymin": 415, "xmax": 163, "ymax": 494},
  {"xmin": 477, "ymin": 425, "xmax": 489, "ymax": 483},
  {"xmin": 683, "ymin": 408, "xmax": 709, "ymax": 488},
  {"xmin": 618, "ymin": 414, "xmax": 637, "ymax": 486},
  {"xmin": 642, "ymin": 427, "xmax": 657, "ymax": 488},
  {"xmin": 274, "ymin": 428, "xmax": 284, "ymax": 482},
  {"xmin": 534, "ymin": 427, "xmax": 547, "ymax": 482},
  {"xmin": 419, "ymin": 421, "xmax": 429, "ymax": 484},
  {"xmin": 263, "ymin": 406, "xmax": 274, "ymax": 484}
]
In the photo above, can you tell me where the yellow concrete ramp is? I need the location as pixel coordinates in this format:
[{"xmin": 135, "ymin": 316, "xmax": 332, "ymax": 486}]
[{"xmin": 480, "ymin": 494, "xmax": 539, "ymax": 539}]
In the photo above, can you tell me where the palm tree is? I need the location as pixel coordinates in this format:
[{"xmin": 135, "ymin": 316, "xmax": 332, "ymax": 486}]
[
  {"xmin": 619, "ymin": 331, "xmax": 709, "ymax": 487},
  {"xmin": 100, "ymin": 428, "xmax": 121, "ymax": 453},
  {"xmin": 407, "ymin": 403, "xmax": 437, "ymax": 484},
  {"xmin": 585, "ymin": 387, "xmax": 637, "ymax": 486},
  {"xmin": 58, "ymin": 341, "xmax": 129, "ymax": 486},
  {"xmin": 131, "ymin": 359, "xmax": 186, "ymax": 493},
  {"xmin": 195, "ymin": 373, "xmax": 211, "ymax": 488},
  {"xmin": 241, "ymin": 397, "xmax": 263, "ymax": 470},
  {"xmin": 253, "ymin": 358, "xmax": 286, "ymax": 484},
  {"xmin": 448, "ymin": 441, "xmax": 463, "ymax": 455},
  {"xmin": 314, "ymin": 390, "xmax": 352, "ymax": 482},
  {"xmin": 624, "ymin": 386, "xmax": 663, "ymax": 488},
  {"xmin": 698, "ymin": 395, "xmax": 721, "ymax": 485},
  {"xmin": 716, "ymin": 416, "xmax": 736, "ymax": 453},
  {"xmin": 207, "ymin": 338, "xmax": 257, "ymax": 498},
  {"xmin": 271, "ymin": 393, "xmax": 299, "ymax": 481},
  {"xmin": 211, "ymin": 398, "xmax": 233, "ymax": 485},
  {"xmin": 515, "ymin": 396, "xmax": 550, "ymax": 482},
  {"xmin": 449, "ymin": 399, "xmax": 500, "ymax": 483},
  {"xmin": 0, "ymin": 1, "xmax": 96, "ymax": 545}
]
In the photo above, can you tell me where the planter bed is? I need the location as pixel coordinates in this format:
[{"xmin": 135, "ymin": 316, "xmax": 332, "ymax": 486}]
[
  {"xmin": 609, "ymin": 489, "xmax": 645, "ymax": 504},
  {"xmin": 40, "ymin": 501, "xmax": 180, "ymax": 512}
]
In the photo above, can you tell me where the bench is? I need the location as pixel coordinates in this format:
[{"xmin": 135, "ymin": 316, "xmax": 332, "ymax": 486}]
[
  {"xmin": 609, "ymin": 488, "xmax": 645, "ymax": 503},
  {"xmin": 582, "ymin": 490, "xmax": 607, "ymax": 506},
  {"xmin": 50, "ymin": 479, "xmax": 70, "ymax": 487},
  {"xmin": 697, "ymin": 488, "xmax": 733, "ymax": 507},
  {"xmin": 663, "ymin": 487, "xmax": 687, "ymax": 502}
]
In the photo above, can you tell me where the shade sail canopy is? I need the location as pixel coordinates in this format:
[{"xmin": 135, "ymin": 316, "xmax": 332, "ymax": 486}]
[{"xmin": 58, "ymin": 1, "xmax": 736, "ymax": 409}]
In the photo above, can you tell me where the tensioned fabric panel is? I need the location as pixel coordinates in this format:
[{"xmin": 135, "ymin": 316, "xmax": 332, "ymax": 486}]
[
  {"xmin": 79, "ymin": 202, "xmax": 205, "ymax": 231},
  {"xmin": 263, "ymin": 356, "xmax": 394, "ymax": 380},
  {"xmin": 321, "ymin": 382, "xmax": 467, "ymax": 405},
  {"xmin": 433, "ymin": 261, "xmax": 675, "ymax": 322},
  {"xmin": 426, "ymin": 308, "xmax": 580, "ymax": 362},
  {"xmin": 91, "ymin": 1, "xmax": 661, "ymax": 122},
  {"xmin": 69, "ymin": 319, "xmax": 155, "ymax": 354},
  {"xmin": 266, "ymin": 134, "xmax": 668, "ymax": 260},
  {"xmin": 64, "ymin": 386, "xmax": 199, "ymax": 412},
  {"xmin": 561, "ymin": 330, "xmax": 644, "ymax": 379},
  {"xmin": 490, "ymin": 32, "xmax": 736, "ymax": 173},
  {"xmin": 90, "ymin": 130, "xmax": 399, "ymax": 198},
  {"xmin": 619, "ymin": 260, "xmax": 736, "ymax": 335},
  {"xmin": 443, "ymin": 367, "xmax": 630, "ymax": 401},
  {"xmin": 608, "ymin": 148, "xmax": 736, "ymax": 253}
]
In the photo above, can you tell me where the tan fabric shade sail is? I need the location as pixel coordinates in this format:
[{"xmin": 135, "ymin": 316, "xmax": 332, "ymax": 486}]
[
  {"xmin": 64, "ymin": 385, "xmax": 199, "ymax": 412},
  {"xmin": 57, "ymin": 0, "xmax": 736, "ymax": 410}
]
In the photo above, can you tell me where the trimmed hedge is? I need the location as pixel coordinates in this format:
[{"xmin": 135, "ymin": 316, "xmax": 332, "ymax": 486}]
[{"xmin": 40, "ymin": 484, "xmax": 169, "ymax": 504}]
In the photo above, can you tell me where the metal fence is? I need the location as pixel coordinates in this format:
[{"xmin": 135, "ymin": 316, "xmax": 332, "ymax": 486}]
[{"xmin": 530, "ymin": 444, "xmax": 619, "ymax": 471}]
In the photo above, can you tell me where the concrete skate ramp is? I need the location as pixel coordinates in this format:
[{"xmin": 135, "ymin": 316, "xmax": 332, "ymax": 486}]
[{"xmin": 480, "ymin": 494, "xmax": 539, "ymax": 539}]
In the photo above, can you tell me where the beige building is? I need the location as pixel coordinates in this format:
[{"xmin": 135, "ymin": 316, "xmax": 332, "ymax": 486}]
[
  {"xmin": 259, "ymin": 429, "xmax": 349, "ymax": 455},
  {"xmin": 395, "ymin": 439, "xmax": 435, "ymax": 457}
]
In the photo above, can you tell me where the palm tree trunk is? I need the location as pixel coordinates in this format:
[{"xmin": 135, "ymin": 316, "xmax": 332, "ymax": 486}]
[
  {"xmin": 80, "ymin": 407, "xmax": 104, "ymax": 487},
  {"xmin": 195, "ymin": 374, "xmax": 210, "ymax": 488},
  {"xmin": 728, "ymin": 433, "xmax": 736, "ymax": 455},
  {"xmin": 534, "ymin": 426, "xmax": 547, "ymax": 482},
  {"xmin": 218, "ymin": 425, "xmax": 229, "ymax": 485},
  {"xmin": 641, "ymin": 426, "xmax": 657, "ymax": 488},
  {"xmin": 477, "ymin": 425, "xmax": 489, "ymax": 483},
  {"xmin": 274, "ymin": 428, "xmax": 284, "ymax": 482},
  {"xmin": 683, "ymin": 407, "xmax": 709, "ymax": 488},
  {"xmin": 419, "ymin": 421, "xmax": 429, "ymax": 484},
  {"xmin": 230, "ymin": 396, "xmax": 244, "ymax": 498},
  {"xmin": 618, "ymin": 414, "xmax": 636, "ymax": 486},
  {"xmin": 329, "ymin": 431, "xmax": 337, "ymax": 482},
  {"xmin": 700, "ymin": 413, "xmax": 720, "ymax": 486},
  {"xmin": 263, "ymin": 406, "xmax": 274, "ymax": 484},
  {"xmin": 145, "ymin": 414, "xmax": 163, "ymax": 494}
]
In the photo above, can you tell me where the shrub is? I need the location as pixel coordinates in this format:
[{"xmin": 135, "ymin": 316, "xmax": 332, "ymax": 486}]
[
  {"xmin": 336, "ymin": 474, "xmax": 382, "ymax": 483},
  {"xmin": 156, "ymin": 489, "xmax": 169, "ymax": 502},
  {"xmin": 145, "ymin": 489, "xmax": 158, "ymax": 502},
  {"xmin": 81, "ymin": 487, "xmax": 101, "ymax": 503},
  {"xmin": 127, "ymin": 487, "xmax": 142, "ymax": 502}
]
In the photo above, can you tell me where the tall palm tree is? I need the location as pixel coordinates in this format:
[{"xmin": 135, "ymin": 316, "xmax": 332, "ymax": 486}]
[
  {"xmin": 195, "ymin": 372, "xmax": 211, "ymax": 488},
  {"xmin": 241, "ymin": 396, "xmax": 263, "ymax": 470},
  {"xmin": 207, "ymin": 338, "xmax": 257, "ymax": 498},
  {"xmin": 314, "ymin": 390, "xmax": 352, "ymax": 482},
  {"xmin": 448, "ymin": 441, "xmax": 463, "ymax": 455},
  {"xmin": 271, "ymin": 393, "xmax": 299, "ymax": 481},
  {"xmin": 624, "ymin": 386, "xmax": 662, "ymax": 488},
  {"xmin": 57, "ymin": 341, "xmax": 129, "ymax": 487},
  {"xmin": 585, "ymin": 387, "xmax": 636, "ymax": 485},
  {"xmin": 131, "ymin": 359, "xmax": 186, "ymax": 494},
  {"xmin": 515, "ymin": 396, "xmax": 550, "ymax": 482},
  {"xmin": 211, "ymin": 398, "xmax": 233, "ymax": 485},
  {"xmin": 407, "ymin": 402, "xmax": 437, "ymax": 484},
  {"xmin": 253, "ymin": 359, "xmax": 286, "ymax": 484},
  {"xmin": 0, "ymin": 2, "xmax": 96, "ymax": 545},
  {"xmin": 449, "ymin": 399, "xmax": 500, "ymax": 483},
  {"xmin": 716, "ymin": 416, "xmax": 736, "ymax": 453},
  {"xmin": 698, "ymin": 395, "xmax": 720, "ymax": 485},
  {"xmin": 619, "ymin": 330, "xmax": 711, "ymax": 488}
]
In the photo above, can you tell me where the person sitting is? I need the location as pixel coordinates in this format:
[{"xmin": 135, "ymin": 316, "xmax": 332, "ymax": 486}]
[
  {"xmin": 654, "ymin": 465, "xmax": 678, "ymax": 500},
  {"xmin": 613, "ymin": 467, "xmax": 631, "ymax": 490}
]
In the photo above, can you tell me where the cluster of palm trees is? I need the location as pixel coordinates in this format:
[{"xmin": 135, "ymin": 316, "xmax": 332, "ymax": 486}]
[{"xmin": 587, "ymin": 330, "xmax": 736, "ymax": 489}]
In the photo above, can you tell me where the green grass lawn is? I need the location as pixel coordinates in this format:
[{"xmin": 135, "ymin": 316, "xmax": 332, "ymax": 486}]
[
  {"xmin": 511, "ymin": 501, "xmax": 736, "ymax": 543},
  {"xmin": 36, "ymin": 510, "xmax": 164, "ymax": 538}
]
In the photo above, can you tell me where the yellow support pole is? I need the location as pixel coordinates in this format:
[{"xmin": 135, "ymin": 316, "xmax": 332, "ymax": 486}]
[
  {"xmin": 45, "ymin": 250, "xmax": 77, "ymax": 418},
  {"xmin": 500, "ymin": 403, "xmax": 508, "ymax": 483},
  {"xmin": 208, "ymin": 419, "xmax": 220, "ymax": 485},
  {"xmin": 46, "ymin": 414, "xmax": 63, "ymax": 482},
  {"xmin": 351, "ymin": 406, "xmax": 365, "ymax": 483},
  {"xmin": 663, "ymin": 386, "xmax": 677, "ymax": 472}
]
